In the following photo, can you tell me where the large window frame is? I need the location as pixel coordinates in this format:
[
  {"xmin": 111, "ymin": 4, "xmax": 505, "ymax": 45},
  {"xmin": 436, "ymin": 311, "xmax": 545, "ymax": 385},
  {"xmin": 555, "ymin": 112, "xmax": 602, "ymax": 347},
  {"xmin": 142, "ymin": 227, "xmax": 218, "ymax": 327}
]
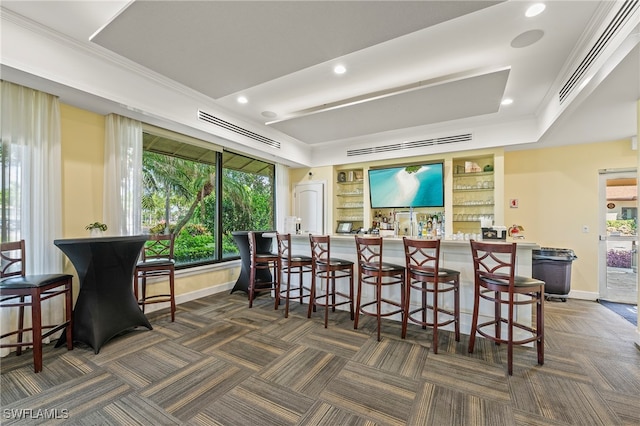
[{"xmin": 142, "ymin": 128, "xmax": 275, "ymax": 269}]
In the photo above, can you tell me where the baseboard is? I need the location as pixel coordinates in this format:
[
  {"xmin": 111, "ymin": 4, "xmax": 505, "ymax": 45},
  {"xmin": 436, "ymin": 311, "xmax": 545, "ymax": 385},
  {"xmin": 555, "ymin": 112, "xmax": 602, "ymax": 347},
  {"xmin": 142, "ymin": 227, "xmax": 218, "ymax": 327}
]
[
  {"xmin": 567, "ymin": 289, "xmax": 598, "ymax": 301},
  {"xmin": 142, "ymin": 281, "xmax": 236, "ymax": 314}
]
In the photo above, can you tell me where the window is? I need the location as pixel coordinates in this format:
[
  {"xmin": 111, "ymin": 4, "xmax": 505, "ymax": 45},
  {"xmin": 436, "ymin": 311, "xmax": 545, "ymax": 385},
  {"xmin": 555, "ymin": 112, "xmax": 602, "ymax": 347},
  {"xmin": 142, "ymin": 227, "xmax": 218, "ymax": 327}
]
[
  {"xmin": 221, "ymin": 152, "xmax": 275, "ymax": 259},
  {"xmin": 142, "ymin": 129, "xmax": 274, "ymax": 267}
]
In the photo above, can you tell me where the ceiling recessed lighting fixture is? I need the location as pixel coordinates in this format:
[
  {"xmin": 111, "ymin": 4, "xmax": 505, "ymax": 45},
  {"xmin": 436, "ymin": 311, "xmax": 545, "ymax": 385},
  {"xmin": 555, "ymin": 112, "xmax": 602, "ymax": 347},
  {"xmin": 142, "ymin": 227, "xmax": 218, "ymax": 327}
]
[
  {"xmin": 237, "ymin": 96, "xmax": 248, "ymax": 104},
  {"xmin": 525, "ymin": 3, "xmax": 546, "ymax": 18},
  {"xmin": 333, "ymin": 65, "xmax": 346, "ymax": 75},
  {"xmin": 501, "ymin": 98, "xmax": 513, "ymax": 106}
]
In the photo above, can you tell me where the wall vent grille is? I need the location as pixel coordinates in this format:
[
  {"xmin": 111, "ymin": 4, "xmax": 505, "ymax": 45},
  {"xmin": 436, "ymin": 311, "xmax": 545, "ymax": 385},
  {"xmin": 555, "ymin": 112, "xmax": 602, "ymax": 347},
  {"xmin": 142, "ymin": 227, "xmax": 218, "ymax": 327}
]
[
  {"xmin": 347, "ymin": 133, "xmax": 472, "ymax": 157},
  {"xmin": 559, "ymin": 0, "xmax": 638, "ymax": 104},
  {"xmin": 197, "ymin": 109, "xmax": 281, "ymax": 149}
]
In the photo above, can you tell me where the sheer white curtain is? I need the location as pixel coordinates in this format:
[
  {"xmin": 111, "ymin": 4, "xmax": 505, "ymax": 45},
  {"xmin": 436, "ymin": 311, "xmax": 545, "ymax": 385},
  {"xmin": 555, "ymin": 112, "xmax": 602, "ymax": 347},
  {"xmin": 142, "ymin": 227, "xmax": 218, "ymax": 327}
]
[
  {"xmin": 275, "ymin": 163, "xmax": 290, "ymax": 232},
  {"xmin": 103, "ymin": 114, "xmax": 142, "ymax": 236},
  {"xmin": 1, "ymin": 81, "xmax": 65, "ymax": 355}
]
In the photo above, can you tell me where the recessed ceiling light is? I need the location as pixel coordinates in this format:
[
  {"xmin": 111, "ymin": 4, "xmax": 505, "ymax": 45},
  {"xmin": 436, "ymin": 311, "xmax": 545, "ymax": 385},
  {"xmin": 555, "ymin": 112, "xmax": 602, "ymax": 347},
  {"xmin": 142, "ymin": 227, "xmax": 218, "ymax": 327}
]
[
  {"xmin": 501, "ymin": 98, "xmax": 514, "ymax": 106},
  {"xmin": 237, "ymin": 96, "xmax": 248, "ymax": 104},
  {"xmin": 333, "ymin": 65, "xmax": 346, "ymax": 75},
  {"xmin": 525, "ymin": 3, "xmax": 546, "ymax": 18},
  {"xmin": 261, "ymin": 111, "xmax": 277, "ymax": 119}
]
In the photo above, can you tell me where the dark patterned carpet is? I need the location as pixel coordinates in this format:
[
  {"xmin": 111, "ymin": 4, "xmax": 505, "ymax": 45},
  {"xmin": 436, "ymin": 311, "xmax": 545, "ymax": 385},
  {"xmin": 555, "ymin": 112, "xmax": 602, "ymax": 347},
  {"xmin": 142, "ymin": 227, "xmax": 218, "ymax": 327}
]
[
  {"xmin": 599, "ymin": 300, "xmax": 638, "ymax": 326},
  {"xmin": 1, "ymin": 292, "xmax": 639, "ymax": 425}
]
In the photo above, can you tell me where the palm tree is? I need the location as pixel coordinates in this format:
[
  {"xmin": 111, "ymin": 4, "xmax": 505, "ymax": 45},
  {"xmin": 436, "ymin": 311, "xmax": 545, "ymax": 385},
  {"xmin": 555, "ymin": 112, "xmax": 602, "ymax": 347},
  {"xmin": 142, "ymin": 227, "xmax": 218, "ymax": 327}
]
[{"xmin": 142, "ymin": 153, "xmax": 215, "ymax": 236}]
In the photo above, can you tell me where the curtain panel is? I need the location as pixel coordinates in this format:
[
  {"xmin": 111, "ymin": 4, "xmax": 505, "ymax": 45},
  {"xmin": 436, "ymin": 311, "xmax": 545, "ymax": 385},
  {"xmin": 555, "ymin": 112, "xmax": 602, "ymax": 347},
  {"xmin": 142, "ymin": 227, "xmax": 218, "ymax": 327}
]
[
  {"xmin": 103, "ymin": 114, "xmax": 142, "ymax": 236},
  {"xmin": 0, "ymin": 81, "xmax": 65, "ymax": 356}
]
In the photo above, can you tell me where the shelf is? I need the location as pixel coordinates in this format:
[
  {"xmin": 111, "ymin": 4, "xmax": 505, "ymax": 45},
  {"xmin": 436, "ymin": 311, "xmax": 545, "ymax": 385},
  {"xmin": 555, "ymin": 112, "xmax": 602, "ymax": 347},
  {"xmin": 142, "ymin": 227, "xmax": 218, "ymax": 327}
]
[
  {"xmin": 453, "ymin": 171, "xmax": 493, "ymax": 177},
  {"xmin": 453, "ymin": 188, "xmax": 493, "ymax": 192},
  {"xmin": 337, "ymin": 192, "xmax": 363, "ymax": 196},
  {"xmin": 337, "ymin": 206, "xmax": 364, "ymax": 209},
  {"xmin": 452, "ymin": 204, "xmax": 494, "ymax": 207}
]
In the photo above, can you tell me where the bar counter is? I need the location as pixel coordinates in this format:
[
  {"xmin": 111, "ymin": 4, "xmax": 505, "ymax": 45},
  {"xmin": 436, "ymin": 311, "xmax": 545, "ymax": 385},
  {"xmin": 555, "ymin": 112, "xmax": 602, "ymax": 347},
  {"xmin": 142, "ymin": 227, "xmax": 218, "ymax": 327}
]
[{"xmin": 289, "ymin": 234, "xmax": 540, "ymax": 337}]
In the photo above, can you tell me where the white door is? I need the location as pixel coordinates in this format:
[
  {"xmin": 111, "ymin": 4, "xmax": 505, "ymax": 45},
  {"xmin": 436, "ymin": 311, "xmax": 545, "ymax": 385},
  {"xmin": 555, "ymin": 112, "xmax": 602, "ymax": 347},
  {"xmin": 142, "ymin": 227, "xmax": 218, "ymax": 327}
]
[
  {"xmin": 294, "ymin": 182, "xmax": 325, "ymax": 235},
  {"xmin": 599, "ymin": 169, "xmax": 638, "ymax": 303}
]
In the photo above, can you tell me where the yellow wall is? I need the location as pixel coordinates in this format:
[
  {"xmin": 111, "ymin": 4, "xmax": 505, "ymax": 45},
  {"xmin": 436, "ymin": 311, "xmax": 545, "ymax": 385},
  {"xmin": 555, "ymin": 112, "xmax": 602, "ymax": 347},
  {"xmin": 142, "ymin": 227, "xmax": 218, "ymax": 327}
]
[
  {"xmin": 59, "ymin": 104, "xmax": 238, "ymax": 300},
  {"xmin": 60, "ymin": 104, "xmax": 105, "ymax": 238},
  {"xmin": 505, "ymin": 140, "xmax": 636, "ymax": 296}
]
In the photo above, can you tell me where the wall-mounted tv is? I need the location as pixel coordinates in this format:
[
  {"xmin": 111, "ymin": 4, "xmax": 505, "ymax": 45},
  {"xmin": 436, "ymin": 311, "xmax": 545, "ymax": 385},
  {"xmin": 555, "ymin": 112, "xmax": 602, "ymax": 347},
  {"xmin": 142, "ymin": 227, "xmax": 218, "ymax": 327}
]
[{"xmin": 368, "ymin": 162, "xmax": 444, "ymax": 209}]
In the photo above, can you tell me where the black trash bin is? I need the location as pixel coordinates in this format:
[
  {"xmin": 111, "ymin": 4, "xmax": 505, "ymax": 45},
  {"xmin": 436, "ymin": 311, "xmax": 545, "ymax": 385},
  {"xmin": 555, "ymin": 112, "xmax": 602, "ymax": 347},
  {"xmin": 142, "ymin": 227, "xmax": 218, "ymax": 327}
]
[{"xmin": 532, "ymin": 248, "xmax": 578, "ymax": 302}]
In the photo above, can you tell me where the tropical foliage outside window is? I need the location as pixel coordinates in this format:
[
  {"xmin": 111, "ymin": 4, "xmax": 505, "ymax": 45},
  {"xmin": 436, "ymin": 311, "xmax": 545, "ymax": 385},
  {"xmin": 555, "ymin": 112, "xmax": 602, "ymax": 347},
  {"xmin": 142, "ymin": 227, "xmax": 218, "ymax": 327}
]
[{"xmin": 142, "ymin": 131, "xmax": 274, "ymax": 267}]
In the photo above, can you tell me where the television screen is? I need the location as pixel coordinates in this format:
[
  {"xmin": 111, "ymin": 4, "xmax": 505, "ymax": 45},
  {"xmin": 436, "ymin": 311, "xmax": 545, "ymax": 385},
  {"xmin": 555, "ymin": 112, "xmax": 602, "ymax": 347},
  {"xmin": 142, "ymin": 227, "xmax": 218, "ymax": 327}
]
[{"xmin": 368, "ymin": 162, "xmax": 444, "ymax": 208}]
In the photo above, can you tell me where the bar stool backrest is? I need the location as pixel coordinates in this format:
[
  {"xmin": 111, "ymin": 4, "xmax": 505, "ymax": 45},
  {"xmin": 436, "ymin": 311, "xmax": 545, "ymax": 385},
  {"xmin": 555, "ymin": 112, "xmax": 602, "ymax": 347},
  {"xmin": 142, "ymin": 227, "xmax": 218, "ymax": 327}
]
[
  {"xmin": 277, "ymin": 233, "xmax": 292, "ymax": 263},
  {"xmin": 1, "ymin": 240, "xmax": 27, "ymax": 277},
  {"xmin": 142, "ymin": 234, "xmax": 174, "ymax": 262},
  {"xmin": 470, "ymin": 241, "xmax": 517, "ymax": 288},
  {"xmin": 403, "ymin": 237, "xmax": 440, "ymax": 276},
  {"xmin": 309, "ymin": 235, "xmax": 331, "ymax": 267},
  {"xmin": 354, "ymin": 236, "xmax": 383, "ymax": 273}
]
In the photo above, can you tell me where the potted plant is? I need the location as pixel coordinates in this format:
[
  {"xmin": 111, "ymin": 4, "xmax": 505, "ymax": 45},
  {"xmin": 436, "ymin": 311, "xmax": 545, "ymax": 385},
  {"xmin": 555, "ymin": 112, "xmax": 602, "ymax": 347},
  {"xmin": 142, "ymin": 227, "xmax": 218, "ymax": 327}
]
[{"xmin": 86, "ymin": 222, "xmax": 108, "ymax": 237}]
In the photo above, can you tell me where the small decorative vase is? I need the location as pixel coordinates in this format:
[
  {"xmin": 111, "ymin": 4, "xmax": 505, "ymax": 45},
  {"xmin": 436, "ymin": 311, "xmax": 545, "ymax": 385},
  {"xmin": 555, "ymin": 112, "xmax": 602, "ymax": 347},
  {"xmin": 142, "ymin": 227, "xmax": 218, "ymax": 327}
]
[{"xmin": 90, "ymin": 229, "xmax": 104, "ymax": 237}]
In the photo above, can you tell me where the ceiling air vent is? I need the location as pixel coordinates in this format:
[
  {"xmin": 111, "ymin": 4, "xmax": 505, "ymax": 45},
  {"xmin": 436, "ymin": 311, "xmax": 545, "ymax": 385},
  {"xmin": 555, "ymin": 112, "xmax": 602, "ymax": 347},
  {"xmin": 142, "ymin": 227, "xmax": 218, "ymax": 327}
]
[
  {"xmin": 198, "ymin": 109, "xmax": 281, "ymax": 149},
  {"xmin": 559, "ymin": 0, "xmax": 638, "ymax": 104},
  {"xmin": 347, "ymin": 133, "xmax": 471, "ymax": 157}
]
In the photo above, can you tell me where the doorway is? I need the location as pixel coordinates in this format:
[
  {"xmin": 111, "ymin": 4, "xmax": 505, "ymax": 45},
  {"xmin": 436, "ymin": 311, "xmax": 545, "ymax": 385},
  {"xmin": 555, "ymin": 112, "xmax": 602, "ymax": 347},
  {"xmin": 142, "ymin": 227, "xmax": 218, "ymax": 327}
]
[
  {"xmin": 294, "ymin": 181, "xmax": 325, "ymax": 235},
  {"xmin": 599, "ymin": 169, "xmax": 638, "ymax": 303}
]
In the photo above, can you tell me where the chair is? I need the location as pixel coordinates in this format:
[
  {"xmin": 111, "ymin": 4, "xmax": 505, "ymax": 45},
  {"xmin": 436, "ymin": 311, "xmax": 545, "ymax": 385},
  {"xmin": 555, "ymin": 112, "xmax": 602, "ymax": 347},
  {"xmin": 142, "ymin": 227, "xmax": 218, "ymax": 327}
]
[
  {"xmin": 354, "ymin": 236, "xmax": 405, "ymax": 341},
  {"xmin": 308, "ymin": 235, "xmax": 354, "ymax": 328},
  {"xmin": 468, "ymin": 240, "xmax": 545, "ymax": 375},
  {"xmin": 247, "ymin": 231, "xmax": 281, "ymax": 309},
  {"xmin": 0, "ymin": 240, "xmax": 73, "ymax": 373},
  {"xmin": 134, "ymin": 234, "xmax": 176, "ymax": 322},
  {"xmin": 401, "ymin": 238, "xmax": 460, "ymax": 353},
  {"xmin": 277, "ymin": 233, "xmax": 312, "ymax": 317}
]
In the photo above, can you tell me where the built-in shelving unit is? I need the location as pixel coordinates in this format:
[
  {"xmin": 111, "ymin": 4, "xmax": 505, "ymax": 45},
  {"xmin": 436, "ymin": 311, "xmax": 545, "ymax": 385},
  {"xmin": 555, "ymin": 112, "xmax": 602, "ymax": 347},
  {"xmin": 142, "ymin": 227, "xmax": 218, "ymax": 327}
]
[
  {"xmin": 452, "ymin": 155, "xmax": 495, "ymax": 235},
  {"xmin": 335, "ymin": 168, "xmax": 364, "ymax": 232}
]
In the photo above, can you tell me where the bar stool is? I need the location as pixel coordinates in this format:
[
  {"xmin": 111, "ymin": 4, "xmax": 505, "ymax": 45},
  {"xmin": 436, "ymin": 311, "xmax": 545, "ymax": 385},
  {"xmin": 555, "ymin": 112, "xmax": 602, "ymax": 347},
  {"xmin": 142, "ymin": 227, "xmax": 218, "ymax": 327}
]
[
  {"xmin": 354, "ymin": 235, "xmax": 405, "ymax": 341},
  {"xmin": 134, "ymin": 234, "xmax": 176, "ymax": 322},
  {"xmin": 248, "ymin": 231, "xmax": 280, "ymax": 309},
  {"xmin": 277, "ymin": 233, "xmax": 312, "ymax": 317},
  {"xmin": 401, "ymin": 238, "xmax": 460, "ymax": 353},
  {"xmin": 308, "ymin": 235, "xmax": 354, "ymax": 328},
  {"xmin": 0, "ymin": 240, "xmax": 74, "ymax": 373},
  {"xmin": 469, "ymin": 240, "xmax": 545, "ymax": 375}
]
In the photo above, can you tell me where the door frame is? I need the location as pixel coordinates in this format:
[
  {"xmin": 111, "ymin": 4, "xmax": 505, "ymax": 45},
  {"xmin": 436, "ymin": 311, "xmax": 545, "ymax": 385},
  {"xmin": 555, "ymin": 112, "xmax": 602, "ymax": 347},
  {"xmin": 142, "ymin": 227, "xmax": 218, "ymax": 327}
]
[{"xmin": 598, "ymin": 168, "xmax": 638, "ymax": 303}]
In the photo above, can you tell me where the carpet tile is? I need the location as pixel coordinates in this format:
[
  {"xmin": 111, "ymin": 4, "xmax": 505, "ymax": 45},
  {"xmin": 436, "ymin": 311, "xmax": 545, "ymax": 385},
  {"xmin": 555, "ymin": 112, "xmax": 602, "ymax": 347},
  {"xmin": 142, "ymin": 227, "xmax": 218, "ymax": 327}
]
[{"xmin": 1, "ymin": 293, "xmax": 638, "ymax": 425}]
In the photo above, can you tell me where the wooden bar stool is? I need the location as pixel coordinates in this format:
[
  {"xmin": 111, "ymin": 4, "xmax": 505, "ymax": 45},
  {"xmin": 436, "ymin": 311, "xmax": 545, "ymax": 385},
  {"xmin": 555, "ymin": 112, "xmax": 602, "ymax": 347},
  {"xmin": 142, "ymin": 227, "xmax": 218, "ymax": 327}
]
[
  {"xmin": 248, "ymin": 231, "xmax": 280, "ymax": 309},
  {"xmin": 134, "ymin": 234, "xmax": 176, "ymax": 321},
  {"xmin": 469, "ymin": 240, "xmax": 545, "ymax": 375},
  {"xmin": 354, "ymin": 235, "xmax": 405, "ymax": 341},
  {"xmin": 0, "ymin": 240, "xmax": 74, "ymax": 373},
  {"xmin": 277, "ymin": 233, "xmax": 312, "ymax": 317},
  {"xmin": 308, "ymin": 235, "xmax": 354, "ymax": 328},
  {"xmin": 401, "ymin": 237, "xmax": 460, "ymax": 353}
]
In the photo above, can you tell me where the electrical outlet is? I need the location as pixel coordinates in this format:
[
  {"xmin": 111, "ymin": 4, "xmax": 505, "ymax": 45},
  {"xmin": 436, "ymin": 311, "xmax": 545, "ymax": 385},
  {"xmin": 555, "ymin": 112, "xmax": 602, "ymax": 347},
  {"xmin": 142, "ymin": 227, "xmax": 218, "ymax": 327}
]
[{"xmin": 582, "ymin": 225, "xmax": 589, "ymax": 233}]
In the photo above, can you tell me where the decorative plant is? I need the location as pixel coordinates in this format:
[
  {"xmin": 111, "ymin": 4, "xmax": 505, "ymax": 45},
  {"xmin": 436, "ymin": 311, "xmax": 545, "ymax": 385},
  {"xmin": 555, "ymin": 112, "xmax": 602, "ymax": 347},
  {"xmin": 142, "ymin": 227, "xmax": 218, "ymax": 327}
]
[{"xmin": 85, "ymin": 222, "xmax": 108, "ymax": 232}]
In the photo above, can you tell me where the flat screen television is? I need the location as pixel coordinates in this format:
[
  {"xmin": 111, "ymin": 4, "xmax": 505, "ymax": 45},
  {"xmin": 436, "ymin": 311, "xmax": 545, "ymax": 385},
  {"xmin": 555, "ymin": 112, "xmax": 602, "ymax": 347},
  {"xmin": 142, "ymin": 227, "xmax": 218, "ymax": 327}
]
[{"xmin": 368, "ymin": 162, "xmax": 444, "ymax": 208}]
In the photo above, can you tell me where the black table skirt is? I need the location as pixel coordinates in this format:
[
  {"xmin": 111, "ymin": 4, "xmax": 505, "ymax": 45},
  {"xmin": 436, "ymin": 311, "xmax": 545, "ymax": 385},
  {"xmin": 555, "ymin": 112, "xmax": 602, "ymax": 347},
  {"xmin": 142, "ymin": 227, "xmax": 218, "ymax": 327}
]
[
  {"xmin": 231, "ymin": 231, "xmax": 276, "ymax": 295},
  {"xmin": 54, "ymin": 235, "xmax": 152, "ymax": 353}
]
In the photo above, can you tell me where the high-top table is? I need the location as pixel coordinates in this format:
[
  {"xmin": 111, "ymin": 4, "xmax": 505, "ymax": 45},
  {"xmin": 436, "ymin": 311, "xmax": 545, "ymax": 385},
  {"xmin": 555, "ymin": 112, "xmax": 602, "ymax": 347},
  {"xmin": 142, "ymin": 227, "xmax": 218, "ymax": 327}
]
[{"xmin": 54, "ymin": 235, "xmax": 152, "ymax": 353}]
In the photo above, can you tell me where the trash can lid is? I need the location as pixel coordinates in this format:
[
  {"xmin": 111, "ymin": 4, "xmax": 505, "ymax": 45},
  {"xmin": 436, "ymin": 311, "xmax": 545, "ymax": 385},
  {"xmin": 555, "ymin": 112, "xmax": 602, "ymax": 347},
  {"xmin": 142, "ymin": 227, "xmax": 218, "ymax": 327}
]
[{"xmin": 533, "ymin": 247, "xmax": 577, "ymax": 260}]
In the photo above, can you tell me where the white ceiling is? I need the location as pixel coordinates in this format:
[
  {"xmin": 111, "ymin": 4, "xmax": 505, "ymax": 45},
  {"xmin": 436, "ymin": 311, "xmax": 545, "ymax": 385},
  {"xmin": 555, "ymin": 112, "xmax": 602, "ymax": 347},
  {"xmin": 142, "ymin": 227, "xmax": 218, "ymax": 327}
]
[{"xmin": 2, "ymin": 0, "xmax": 639, "ymax": 155}]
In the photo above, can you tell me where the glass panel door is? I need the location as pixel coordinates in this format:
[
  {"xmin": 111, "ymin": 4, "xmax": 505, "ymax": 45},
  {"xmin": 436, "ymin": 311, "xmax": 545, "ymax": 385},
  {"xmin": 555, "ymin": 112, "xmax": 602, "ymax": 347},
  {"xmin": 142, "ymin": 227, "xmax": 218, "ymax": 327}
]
[{"xmin": 599, "ymin": 169, "xmax": 638, "ymax": 303}]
